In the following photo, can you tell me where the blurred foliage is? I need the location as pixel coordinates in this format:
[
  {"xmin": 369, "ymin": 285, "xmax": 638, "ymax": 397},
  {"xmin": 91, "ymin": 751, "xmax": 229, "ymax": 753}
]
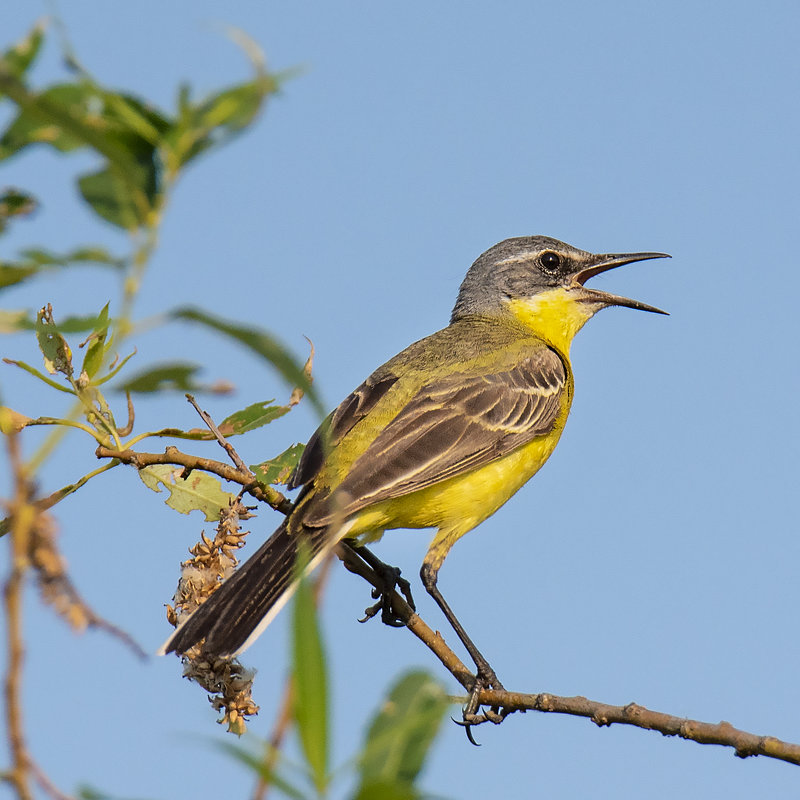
[
  {"xmin": 0, "ymin": 18, "xmax": 451, "ymax": 800},
  {"xmin": 220, "ymin": 577, "xmax": 449, "ymax": 800},
  {"xmin": 0, "ymin": 17, "xmax": 302, "ymax": 514}
]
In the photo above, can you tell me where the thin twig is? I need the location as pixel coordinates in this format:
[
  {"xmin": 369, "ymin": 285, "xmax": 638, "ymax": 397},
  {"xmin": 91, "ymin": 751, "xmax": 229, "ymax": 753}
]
[
  {"xmin": 185, "ymin": 393, "xmax": 249, "ymax": 473},
  {"xmin": 3, "ymin": 435, "xmax": 34, "ymax": 800},
  {"xmin": 117, "ymin": 391, "xmax": 135, "ymax": 437},
  {"xmin": 0, "ymin": 462, "xmax": 120, "ymax": 540},
  {"xmin": 30, "ymin": 760, "xmax": 77, "ymax": 800},
  {"xmin": 53, "ymin": 574, "xmax": 147, "ymax": 660},
  {"xmin": 38, "ymin": 460, "xmax": 120, "ymax": 514}
]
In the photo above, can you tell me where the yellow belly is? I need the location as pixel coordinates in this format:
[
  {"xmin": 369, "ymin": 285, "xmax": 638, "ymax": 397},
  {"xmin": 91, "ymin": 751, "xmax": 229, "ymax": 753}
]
[
  {"xmin": 339, "ymin": 300, "xmax": 582, "ymax": 568},
  {"xmin": 348, "ymin": 415, "xmax": 566, "ymax": 547}
]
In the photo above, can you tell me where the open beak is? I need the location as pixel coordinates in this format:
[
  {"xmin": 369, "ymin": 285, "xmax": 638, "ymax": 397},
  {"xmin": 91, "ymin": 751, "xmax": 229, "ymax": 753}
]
[{"xmin": 573, "ymin": 251, "xmax": 670, "ymax": 315}]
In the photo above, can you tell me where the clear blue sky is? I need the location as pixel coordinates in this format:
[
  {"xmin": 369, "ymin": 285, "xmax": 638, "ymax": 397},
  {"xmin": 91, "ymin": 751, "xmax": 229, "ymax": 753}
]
[{"xmin": 2, "ymin": 1, "xmax": 799, "ymax": 798}]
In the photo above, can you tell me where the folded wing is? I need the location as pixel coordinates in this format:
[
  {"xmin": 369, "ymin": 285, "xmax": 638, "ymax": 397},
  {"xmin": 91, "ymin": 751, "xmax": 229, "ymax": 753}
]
[{"xmin": 306, "ymin": 346, "xmax": 567, "ymax": 524}]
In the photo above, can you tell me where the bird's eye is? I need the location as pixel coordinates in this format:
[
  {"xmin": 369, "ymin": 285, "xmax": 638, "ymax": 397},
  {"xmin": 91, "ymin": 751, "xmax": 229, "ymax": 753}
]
[{"xmin": 539, "ymin": 251, "xmax": 561, "ymax": 272}]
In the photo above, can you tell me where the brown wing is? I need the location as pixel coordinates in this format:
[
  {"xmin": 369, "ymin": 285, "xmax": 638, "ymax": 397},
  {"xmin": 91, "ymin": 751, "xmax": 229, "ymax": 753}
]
[
  {"xmin": 305, "ymin": 346, "xmax": 567, "ymax": 524},
  {"xmin": 288, "ymin": 373, "xmax": 398, "ymax": 489}
]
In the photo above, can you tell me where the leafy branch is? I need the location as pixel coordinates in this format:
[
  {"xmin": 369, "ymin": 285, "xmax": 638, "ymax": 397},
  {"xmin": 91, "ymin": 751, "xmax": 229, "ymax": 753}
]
[{"xmin": 89, "ymin": 407, "xmax": 800, "ymax": 766}]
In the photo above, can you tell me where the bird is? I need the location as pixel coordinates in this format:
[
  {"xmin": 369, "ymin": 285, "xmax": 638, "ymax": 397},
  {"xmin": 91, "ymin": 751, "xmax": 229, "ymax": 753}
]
[{"xmin": 160, "ymin": 235, "xmax": 667, "ymax": 724}]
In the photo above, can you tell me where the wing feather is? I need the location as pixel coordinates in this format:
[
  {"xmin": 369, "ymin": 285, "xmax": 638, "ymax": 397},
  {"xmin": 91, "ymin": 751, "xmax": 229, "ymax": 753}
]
[
  {"xmin": 306, "ymin": 346, "xmax": 567, "ymax": 524},
  {"xmin": 289, "ymin": 373, "xmax": 398, "ymax": 489}
]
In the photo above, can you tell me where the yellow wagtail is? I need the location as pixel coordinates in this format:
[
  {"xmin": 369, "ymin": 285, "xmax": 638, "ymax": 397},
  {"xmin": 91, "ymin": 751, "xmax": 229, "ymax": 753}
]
[{"xmin": 161, "ymin": 235, "xmax": 667, "ymax": 720}]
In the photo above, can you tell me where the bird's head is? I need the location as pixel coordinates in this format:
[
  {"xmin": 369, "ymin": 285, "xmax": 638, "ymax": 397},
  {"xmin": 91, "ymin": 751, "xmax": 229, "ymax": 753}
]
[{"xmin": 451, "ymin": 236, "xmax": 668, "ymax": 348}]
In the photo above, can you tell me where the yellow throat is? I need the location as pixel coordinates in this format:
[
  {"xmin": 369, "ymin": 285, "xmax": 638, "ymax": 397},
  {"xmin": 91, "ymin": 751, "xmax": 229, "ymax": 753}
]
[{"xmin": 508, "ymin": 287, "xmax": 598, "ymax": 354}]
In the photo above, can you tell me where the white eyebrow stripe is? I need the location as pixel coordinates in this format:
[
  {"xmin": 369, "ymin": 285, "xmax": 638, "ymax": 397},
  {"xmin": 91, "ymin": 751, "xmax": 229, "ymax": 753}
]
[{"xmin": 494, "ymin": 253, "xmax": 539, "ymax": 266}]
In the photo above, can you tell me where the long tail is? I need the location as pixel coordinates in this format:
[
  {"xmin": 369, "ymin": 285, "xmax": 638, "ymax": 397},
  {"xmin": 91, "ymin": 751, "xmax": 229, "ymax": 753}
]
[{"xmin": 158, "ymin": 519, "xmax": 331, "ymax": 657}]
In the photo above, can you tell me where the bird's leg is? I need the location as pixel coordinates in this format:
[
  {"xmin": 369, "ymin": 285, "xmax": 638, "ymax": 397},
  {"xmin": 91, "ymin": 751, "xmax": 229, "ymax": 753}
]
[
  {"xmin": 341, "ymin": 541, "xmax": 415, "ymax": 627},
  {"xmin": 420, "ymin": 561, "xmax": 508, "ymax": 737}
]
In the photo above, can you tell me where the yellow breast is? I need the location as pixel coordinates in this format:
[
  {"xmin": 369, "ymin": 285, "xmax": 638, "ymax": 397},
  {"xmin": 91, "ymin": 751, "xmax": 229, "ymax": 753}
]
[{"xmin": 349, "ymin": 383, "xmax": 572, "ymax": 542}]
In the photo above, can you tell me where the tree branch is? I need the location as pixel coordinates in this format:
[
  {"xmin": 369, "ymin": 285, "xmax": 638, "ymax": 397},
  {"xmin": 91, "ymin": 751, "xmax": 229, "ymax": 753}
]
[
  {"xmin": 473, "ymin": 690, "xmax": 800, "ymax": 765},
  {"xmin": 99, "ymin": 440, "xmax": 800, "ymax": 765},
  {"xmin": 3, "ymin": 436, "xmax": 34, "ymax": 800},
  {"xmin": 95, "ymin": 444, "xmax": 294, "ymax": 515},
  {"xmin": 337, "ymin": 544, "xmax": 800, "ymax": 766}
]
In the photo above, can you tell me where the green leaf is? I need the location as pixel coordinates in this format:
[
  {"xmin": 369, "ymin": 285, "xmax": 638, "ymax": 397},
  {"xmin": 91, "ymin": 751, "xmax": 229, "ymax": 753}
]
[
  {"xmin": 80, "ymin": 303, "xmax": 110, "ymax": 379},
  {"xmin": 166, "ymin": 78, "xmax": 276, "ymax": 168},
  {"xmin": 138, "ymin": 464, "xmax": 235, "ymax": 521},
  {"xmin": 0, "ymin": 263, "xmax": 39, "ymax": 289},
  {"xmin": 2, "ymin": 358, "xmax": 76, "ymax": 394},
  {"xmin": 357, "ymin": 671, "xmax": 449, "ymax": 793},
  {"xmin": 78, "ymin": 165, "xmax": 147, "ymax": 230},
  {"xmin": 0, "ymin": 188, "xmax": 37, "ymax": 233},
  {"xmin": 18, "ymin": 245, "xmax": 124, "ymax": 268},
  {"xmin": 0, "ymin": 76, "xmax": 162, "ymax": 228},
  {"xmin": 35, "ymin": 305, "xmax": 73, "ymax": 378},
  {"xmin": 0, "ymin": 20, "xmax": 45, "ymax": 80},
  {"xmin": 251, "ymin": 443, "xmax": 305, "ymax": 486},
  {"xmin": 1, "ymin": 311, "xmax": 115, "ymax": 335},
  {"xmin": 117, "ymin": 362, "xmax": 203, "ymax": 394},
  {"xmin": 0, "ymin": 244, "xmax": 122, "ymax": 292},
  {"xmin": 0, "ymin": 84, "xmax": 90, "ymax": 160},
  {"xmin": 95, "ymin": 90, "xmax": 170, "ymax": 147},
  {"xmin": 196, "ymin": 80, "xmax": 268, "ymax": 133},
  {"xmin": 163, "ymin": 30, "xmax": 279, "ymax": 171},
  {"xmin": 171, "ymin": 307, "xmax": 323, "ymax": 416},
  {"xmin": 215, "ymin": 742, "xmax": 307, "ymax": 800},
  {"xmin": 353, "ymin": 781, "xmax": 418, "ymax": 800},
  {"xmin": 0, "ymin": 310, "xmax": 32, "ymax": 333},
  {"xmin": 217, "ymin": 400, "xmax": 289, "ymax": 437},
  {"xmin": 292, "ymin": 563, "xmax": 328, "ymax": 795}
]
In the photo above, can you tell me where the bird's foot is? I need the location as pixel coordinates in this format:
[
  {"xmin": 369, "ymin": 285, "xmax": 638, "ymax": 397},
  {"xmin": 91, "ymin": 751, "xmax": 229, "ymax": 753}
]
[
  {"xmin": 358, "ymin": 561, "xmax": 416, "ymax": 627},
  {"xmin": 455, "ymin": 666, "xmax": 510, "ymax": 745}
]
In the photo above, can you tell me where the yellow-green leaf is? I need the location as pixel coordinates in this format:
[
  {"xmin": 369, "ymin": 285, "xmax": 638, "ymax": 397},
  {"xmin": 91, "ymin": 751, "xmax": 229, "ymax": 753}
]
[
  {"xmin": 0, "ymin": 263, "xmax": 39, "ymax": 289},
  {"xmin": 218, "ymin": 400, "xmax": 289, "ymax": 437},
  {"xmin": 0, "ymin": 21, "xmax": 45, "ymax": 81},
  {"xmin": 0, "ymin": 406, "xmax": 32, "ymax": 434},
  {"xmin": 0, "ymin": 84, "xmax": 89, "ymax": 160},
  {"xmin": 357, "ymin": 671, "xmax": 448, "ymax": 792},
  {"xmin": 35, "ymin": 305, "xmax": 72, "ymax": 378},
  {"xmin": 118, "ymin": 362, "xmax": 204, "ymax": 394},
  {"xmin": 215, "ymin": 742, "xmax": 306, "ymax": 799},
  {"xmin": 80, "ymin": 303, "xmax": 110, "ymax": 379},
  {"xmin": 0, "ymin": 187, "xmax": 37, "ymax": 233},
  {"xmin": 250, "ymin": 443, "xmax": 304, "ymax": 486},
  {"xmin": 138, "ymin": 464, "xmax": 235, "ymax": 521},
  {"xmin": 18, "ymin": 245, "xmax": 124, "ymax": 268},
  {"xmin": 0, "ymin": 246, "xmax": 123, "ymax": 292},
  {"xmin": 78, "ymin": 166, "xmax": 146, "ymax": 230},
  {"xmin": 0, "ymin": 310, "xmax": 31, "ymax": 333},
  {"xmin": 291, "ymin": 562, "xmax": 329, "ymax": 794}
]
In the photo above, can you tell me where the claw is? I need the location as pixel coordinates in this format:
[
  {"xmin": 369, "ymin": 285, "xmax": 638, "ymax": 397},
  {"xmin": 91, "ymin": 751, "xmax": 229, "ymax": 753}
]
[
  {"xmin": 451, "ymin": 668, "xmax": 510, "ymax": 741},
  {"xmin": 452, "ymin": 716, "xmax": 482, "ymax": 746},
  {"xmin": 358, "ymin": 601, "xmax": 381, "ymax": 623},
  {"xmin": 357, "ymin": 585, "xmax": 407, "ymax": 627},
  {"xmin": 349, "ymin": 546, "xmax": 413, "ymax": 627}
]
